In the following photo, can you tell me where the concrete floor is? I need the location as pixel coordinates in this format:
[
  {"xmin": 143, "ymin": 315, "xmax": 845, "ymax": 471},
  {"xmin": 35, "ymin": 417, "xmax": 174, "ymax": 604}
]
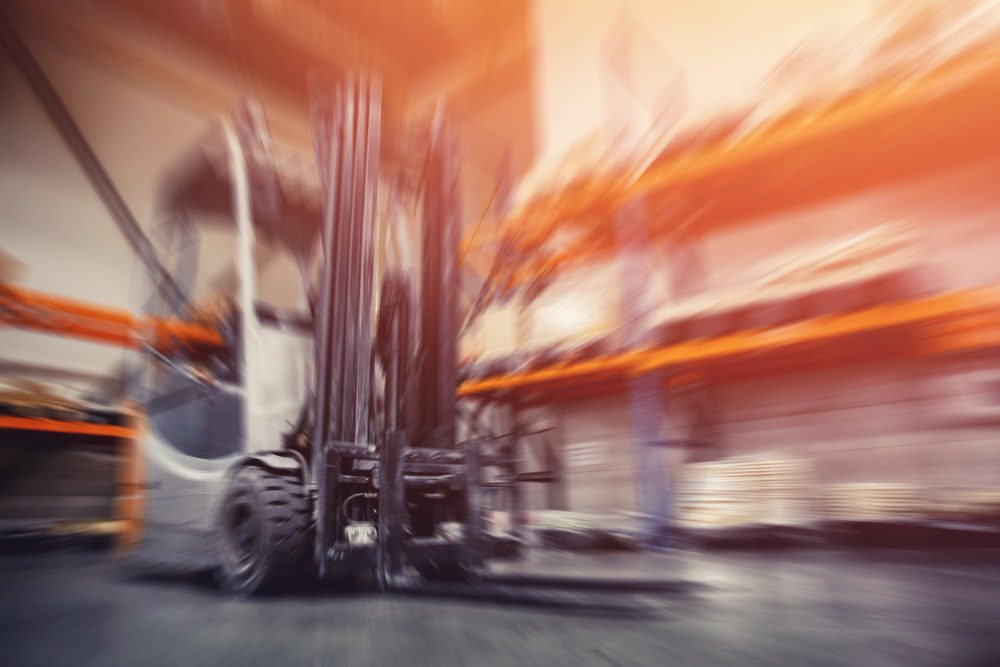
[{"xmin": 1, "ymin": 548, "xmax": 999, "ymax": 666}]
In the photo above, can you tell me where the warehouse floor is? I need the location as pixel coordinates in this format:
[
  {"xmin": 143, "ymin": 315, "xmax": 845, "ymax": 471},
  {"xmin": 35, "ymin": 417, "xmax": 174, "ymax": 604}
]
[{"xmin": 1, "ymin": 548, "xmax": 999, "ymax": 666}]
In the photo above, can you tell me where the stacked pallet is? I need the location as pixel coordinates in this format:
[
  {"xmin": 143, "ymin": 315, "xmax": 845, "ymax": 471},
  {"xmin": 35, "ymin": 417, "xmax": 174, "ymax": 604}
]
[
  {"xmin": 0, "ymin": 378, "xmax": 126, "ymax": 536},
  {"xmin": 0, "ymin": 379, "xmax": 89, "ymax": 422},
  {"xmin": 0, "ymin": 441, "xmax": 118, "ymax": 528},
  {"xmin": 925, "ymin": 487, "xmax": 1000, "ymax": 521},
  {"xmin": 675, "ymin": 456, "xmax": 816, "ymax": 528},
  {"xmin": 821, "ymin": 483, "xmax": 925, "ymax": 521}
]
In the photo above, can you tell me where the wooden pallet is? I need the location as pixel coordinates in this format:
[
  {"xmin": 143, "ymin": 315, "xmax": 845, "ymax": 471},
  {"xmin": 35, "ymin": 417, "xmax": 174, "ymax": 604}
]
[{"xmin": 676, "ymin": 457, "xmax": 816, "ymax": 528}]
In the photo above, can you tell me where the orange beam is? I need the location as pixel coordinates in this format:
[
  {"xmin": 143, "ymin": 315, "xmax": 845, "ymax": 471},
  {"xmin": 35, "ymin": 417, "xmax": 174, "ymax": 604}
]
[
  {"xmin": 0, "ymin": 415, "xmax": 136, "ymax": 439},
  {"xmin": 0, "ymin": 284, "xmax": 223, "ymax": 352},
  {"xmin": 634, "ymin": 289, "xmax": 1000, "ymax": 374},
  {"xmin": 458, "ymin": 286, "xmax": 1000, "ymax": 398},
  {"xmin": 114, "ymin": 407, "xmax": 145, "ymax": 553},
  {"xmin": 463, "ymin": 42, "xmax": 1000, "ymax": 280}
]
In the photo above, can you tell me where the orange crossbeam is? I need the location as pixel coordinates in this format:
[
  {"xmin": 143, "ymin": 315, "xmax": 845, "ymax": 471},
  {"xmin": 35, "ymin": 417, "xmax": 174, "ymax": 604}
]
[
  {"xmin": 0, "ymin": 415, "xmax": 136, "ymax": 439},
  {"xmin": 458, "ymin": 286, "xmax": 1000, "ymax": 398},
  {"xmin": 0, "ymin": 284, "xmax": 223, "ymax": 353}
]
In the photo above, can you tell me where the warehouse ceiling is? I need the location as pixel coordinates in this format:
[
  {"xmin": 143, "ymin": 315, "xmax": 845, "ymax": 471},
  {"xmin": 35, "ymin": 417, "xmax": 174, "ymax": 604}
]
[{"xmin": 9, "ymin": 0, "xmax": 536, "ymax": 175}]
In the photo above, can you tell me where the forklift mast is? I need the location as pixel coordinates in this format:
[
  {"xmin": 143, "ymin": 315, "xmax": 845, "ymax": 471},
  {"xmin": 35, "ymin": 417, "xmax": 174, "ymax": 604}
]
[
  {"xmin": 416, "ymin": 112, "xmax": 460, "ymax": 451},
  {"xmin": 306, "ymin": 74, "xmax": 499, "ymax": 584},
  {"xmin": 309, "ymin": 74, "xmax": 381, "ymax": 572}
]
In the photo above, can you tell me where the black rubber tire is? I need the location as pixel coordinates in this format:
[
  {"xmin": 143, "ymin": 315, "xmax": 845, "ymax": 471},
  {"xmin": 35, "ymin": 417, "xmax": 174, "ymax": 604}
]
[{"xmin": 215, "ymin": 466, "xmax": 312, "ymax": 595}]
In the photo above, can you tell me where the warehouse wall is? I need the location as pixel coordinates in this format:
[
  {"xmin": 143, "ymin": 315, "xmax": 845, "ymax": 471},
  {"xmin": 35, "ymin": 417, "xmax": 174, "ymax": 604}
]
[{"xmin": 0, "ymin": 30, "xmax": 227, "ymax": 390}]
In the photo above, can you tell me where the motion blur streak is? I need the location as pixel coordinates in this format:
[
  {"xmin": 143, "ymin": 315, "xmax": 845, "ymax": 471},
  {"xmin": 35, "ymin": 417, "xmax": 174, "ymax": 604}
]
[{"xmin": 2, "ymin": 1, "xmax": 1000, "ymax": 665}]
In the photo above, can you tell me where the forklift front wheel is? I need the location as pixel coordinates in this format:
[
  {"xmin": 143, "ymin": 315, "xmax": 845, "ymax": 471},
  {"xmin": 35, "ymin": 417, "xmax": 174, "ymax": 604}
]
[{"xmin": 216, "ymin": 467, "xmax": 311, "ymax": 595}]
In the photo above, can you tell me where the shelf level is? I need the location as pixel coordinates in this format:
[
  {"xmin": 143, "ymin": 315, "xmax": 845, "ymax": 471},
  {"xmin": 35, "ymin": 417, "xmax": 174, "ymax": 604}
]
[{"xmin": 458, "ymin": 285, "xmax": 1000, "ymax": 401}]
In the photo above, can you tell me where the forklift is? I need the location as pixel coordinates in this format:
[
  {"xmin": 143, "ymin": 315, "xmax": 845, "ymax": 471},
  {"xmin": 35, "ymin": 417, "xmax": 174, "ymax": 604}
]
[
  {"xmin": 127, "ymin": 74, "xmax": 522, "ymax": 594},
  {"xmin": 1, "ymin": 14, "xmax": 671, "ymax": 604}
]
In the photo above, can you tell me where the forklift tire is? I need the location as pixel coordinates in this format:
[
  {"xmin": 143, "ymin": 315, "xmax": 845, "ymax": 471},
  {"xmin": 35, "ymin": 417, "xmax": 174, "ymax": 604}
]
[{"xmin": 216, "ymin": 466, "xmax": 312, "ymax": 595}]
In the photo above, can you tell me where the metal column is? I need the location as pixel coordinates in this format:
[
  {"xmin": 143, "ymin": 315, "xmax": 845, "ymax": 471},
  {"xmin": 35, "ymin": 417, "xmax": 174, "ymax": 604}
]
[{"xmin": 616, "ymin": 197, "xmax": 672, "ymax": 548}]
